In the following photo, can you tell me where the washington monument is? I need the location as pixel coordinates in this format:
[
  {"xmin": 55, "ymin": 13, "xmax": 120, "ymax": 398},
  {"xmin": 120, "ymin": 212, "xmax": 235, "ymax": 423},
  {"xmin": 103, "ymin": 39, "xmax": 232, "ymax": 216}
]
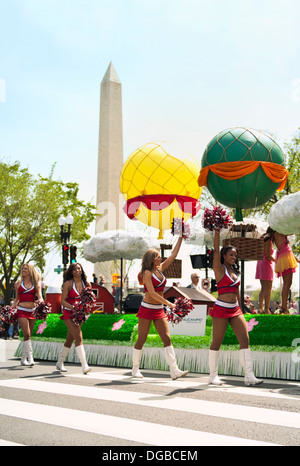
[
  {"xmin": 95, "ymin": 62, "xmax": 124, "ymax": 279},
  {"xmin": 96, "ymin": 62, "xmax": 124, "ymax": 233}
]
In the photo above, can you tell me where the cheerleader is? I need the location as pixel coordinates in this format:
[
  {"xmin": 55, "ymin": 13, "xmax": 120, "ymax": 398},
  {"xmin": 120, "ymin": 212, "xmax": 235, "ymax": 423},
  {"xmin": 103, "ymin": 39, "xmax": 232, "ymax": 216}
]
[
  {"xmin": 12, "ymin": 264, "xmax": 43, "ymax": 366},
  {"xmin": 255, "ymin": 227, "xmax": 275, "ymax": 314},
  {"xmin": 57, "ymin": 263, "xmax": 91, "ymax": 374},
  {"xmin": 272, "ymin": 229, "xmax": 299, "ymax": 313},
  {"xmin": 132, "ymin": 237, "xmax": 188, "ymax": 380},
  {"xmin": 209, "ymin": 231, "xmax": 263, "ymax": 386}
]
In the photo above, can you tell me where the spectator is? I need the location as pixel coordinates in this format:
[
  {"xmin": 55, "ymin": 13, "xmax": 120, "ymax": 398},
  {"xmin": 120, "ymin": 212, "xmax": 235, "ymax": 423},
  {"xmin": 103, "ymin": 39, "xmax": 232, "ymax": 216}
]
[{"xmin": 187, "ymin": 273, "xmax": 201, "ymax": 291}]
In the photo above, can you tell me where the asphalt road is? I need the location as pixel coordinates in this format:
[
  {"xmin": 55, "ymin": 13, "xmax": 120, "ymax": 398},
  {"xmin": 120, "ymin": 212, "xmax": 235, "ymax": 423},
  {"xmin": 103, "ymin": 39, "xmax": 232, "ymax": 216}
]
[{"xmin": 0, "ymin": 339, "xmax": 299, "ymax": 448}]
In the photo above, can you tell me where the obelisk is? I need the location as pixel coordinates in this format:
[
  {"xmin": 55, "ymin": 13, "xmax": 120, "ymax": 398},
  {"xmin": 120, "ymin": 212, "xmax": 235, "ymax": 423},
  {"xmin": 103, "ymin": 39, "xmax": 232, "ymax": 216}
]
[
  {"xmin": 96, "ymin": 62, "xmax": 124, "ymax": 233},
  {"xmin": 95, "ymin": 62, "xmax": 124, "ymax": 279}
]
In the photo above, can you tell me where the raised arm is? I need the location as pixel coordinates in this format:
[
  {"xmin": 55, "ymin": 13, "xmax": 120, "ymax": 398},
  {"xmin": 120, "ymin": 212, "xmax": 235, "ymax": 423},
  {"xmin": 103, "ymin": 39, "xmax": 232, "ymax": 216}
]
[
  {"xmin": 212, "ymin": 230, "xmax": 224, "ymax": 280},
  {"xmin": 160, "ymin": 237, "xmax": 183, "ymax": 272}
]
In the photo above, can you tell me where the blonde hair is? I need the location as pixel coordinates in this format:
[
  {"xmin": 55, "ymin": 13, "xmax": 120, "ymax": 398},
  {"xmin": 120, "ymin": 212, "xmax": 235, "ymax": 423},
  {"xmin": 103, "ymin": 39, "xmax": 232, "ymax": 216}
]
[{"xmin": 21, "ymin": 263, "xmax": 41, "ymax": 288}]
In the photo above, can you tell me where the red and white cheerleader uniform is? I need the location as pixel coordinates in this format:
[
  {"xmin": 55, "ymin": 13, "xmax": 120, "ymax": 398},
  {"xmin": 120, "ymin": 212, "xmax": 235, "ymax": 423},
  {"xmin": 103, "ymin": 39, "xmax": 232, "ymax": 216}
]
[
  {"xmin": 208, "ymin": 266, "xmax": 263, "ymax": 386},
  {"xmin": 209, "ymin": 265, "xmax": 242, "ymax": 318},
  {"xmin": 137, "ymin": 271, "xmax": 167, "ymax": 320},
  {"xmin": 57, "ymin": 280, "xmax": 91, "ymax": 374},
  {"xmin": 17, "ymin": 281, "xmax": 36, "ymax": 320},
  {"xmin": 60, "ymin": 280, "xmax": 84, "ymax": 320},
  {"xmin": 133, "ymin": 270, "xmax": 188, "ymax": 380}
]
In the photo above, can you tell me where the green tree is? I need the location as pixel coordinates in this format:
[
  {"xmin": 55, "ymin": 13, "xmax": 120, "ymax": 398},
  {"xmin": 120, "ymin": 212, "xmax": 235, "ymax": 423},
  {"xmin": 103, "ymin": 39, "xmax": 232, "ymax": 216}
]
[{"xmin": 0, "ymin": 160, "xmax": 96, "ymax": 304}]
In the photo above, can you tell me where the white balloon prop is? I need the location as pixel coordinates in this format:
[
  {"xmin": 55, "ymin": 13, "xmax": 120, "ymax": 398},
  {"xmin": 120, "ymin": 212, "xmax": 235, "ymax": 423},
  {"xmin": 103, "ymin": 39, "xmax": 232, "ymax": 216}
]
[
  {"xmin": 83, "ymin": 230, "xmax": 159, "ymax": 263},
  {"xmin": 268, "ymin": 191, "xmax": 300, "ymax": 235}
]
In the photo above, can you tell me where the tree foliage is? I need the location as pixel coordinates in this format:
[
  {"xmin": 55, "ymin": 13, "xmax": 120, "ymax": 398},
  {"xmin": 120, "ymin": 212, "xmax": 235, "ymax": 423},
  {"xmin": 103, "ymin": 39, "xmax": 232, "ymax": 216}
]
[{"xmin": 0, "ymin": 160, "xmax": 96, "ymax": 303}]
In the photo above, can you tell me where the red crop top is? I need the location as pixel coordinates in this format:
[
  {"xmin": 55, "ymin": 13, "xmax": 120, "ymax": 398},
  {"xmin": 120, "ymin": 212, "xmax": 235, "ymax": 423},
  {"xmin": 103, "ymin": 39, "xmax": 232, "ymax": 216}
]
[
  {"xmin": 66, "ymin": 280, "xmax": 84, "ymax": 306},
  {"xmin": 217, "ymin": 265, "xmax": 240, "ymax": 295},
  {"xmin": 143, "ymin": 271, "xmax": 167, "ymax": 293},
  {"xmin": 18, "ymin": 280, "xmax": 36, "ymax": 302}
]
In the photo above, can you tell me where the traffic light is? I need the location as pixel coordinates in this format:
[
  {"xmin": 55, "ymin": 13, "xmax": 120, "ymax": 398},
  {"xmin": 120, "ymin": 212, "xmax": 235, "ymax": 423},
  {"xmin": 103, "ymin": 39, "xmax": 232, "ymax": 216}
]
[
  {"xmin": 70, "ymin": 245, "xmax": 77, "ymax": 263},
  {"xmin": 206, "ymin": 248, "xmax": 214, "ymax": 268},
  {"xmin": 62, "ymin": 244, "xmax": 69, "ymax": 265}
]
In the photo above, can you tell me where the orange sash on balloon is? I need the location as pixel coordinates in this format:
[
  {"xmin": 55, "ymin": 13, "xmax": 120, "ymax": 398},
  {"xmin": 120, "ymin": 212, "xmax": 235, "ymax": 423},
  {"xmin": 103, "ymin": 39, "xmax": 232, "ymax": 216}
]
[{"xmin": 198, "ymin": 161, "xmax": 289, "ymax": 191}]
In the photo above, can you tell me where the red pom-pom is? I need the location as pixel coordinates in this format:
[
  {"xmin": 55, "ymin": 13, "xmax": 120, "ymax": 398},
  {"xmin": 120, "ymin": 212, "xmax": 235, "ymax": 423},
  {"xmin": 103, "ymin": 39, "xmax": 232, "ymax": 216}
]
[
  {"xmin": 0, "ymin": 306, "xmax": 17, "ymax": 324},
  {"xmin": 171, "ymin": 218, "xmax": 191, "ymax": 239},
  {"xmin": 70, "ymin": 287, "xmax": 96, "ymax": 326},
  {"xmin": 203, "ymin": 206, "xmax": 233, "ymax": 231},
  {"xmin": 166, "ymin": 297, "xmax": 194, "ymax": 324},
  {"xmin": 34, "ymin": 301, "xmax": 52, "ymax": 320},
  {"xmin": 71, "ymin": 303, "xmax": 89, "ymax": 325},
  {"xmin": 79, "ymin": 287, "xmax": 96, "ymax": 306}
]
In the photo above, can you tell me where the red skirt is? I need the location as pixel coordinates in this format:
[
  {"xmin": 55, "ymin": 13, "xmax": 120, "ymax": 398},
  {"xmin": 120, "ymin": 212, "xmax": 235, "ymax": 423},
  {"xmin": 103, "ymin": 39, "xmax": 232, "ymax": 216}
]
[
  {"xmin": 17, "ymin": 307, "xmax": 36, "ymax": 320},
  {"xmin": 136, "ymin": 302, "xmax": 166, "ymax": 320},
  {"xmin": 209, "ymin": 299, "xmax": 242, "ymax": 319},
  {"xmin": 59, "ymin": 309, "xmax": 73, "ymax": 320}
]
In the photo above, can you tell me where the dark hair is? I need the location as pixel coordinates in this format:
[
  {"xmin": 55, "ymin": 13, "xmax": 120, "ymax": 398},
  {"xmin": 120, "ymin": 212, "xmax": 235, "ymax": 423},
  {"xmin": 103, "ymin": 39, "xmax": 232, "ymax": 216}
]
[
  {"xmin": 63, "ymin": 262, "xmax": 88, "ymax": 286},
  {"xmin": 262, "ymin": 227, "xmax": 289, "ymax": 244},
  {"xmin": 262, "ymin": 226, "xmax": 275, "ymax": 242},
  {"xmin": 220, "ymin": 245, "xmax": 240, "ymax": 275}
]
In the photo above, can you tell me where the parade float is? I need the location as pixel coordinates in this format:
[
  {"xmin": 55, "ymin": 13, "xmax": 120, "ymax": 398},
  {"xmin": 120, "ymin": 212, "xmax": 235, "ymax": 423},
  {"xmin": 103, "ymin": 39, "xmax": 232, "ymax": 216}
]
[
  {"xmin": 14, "ymin": 312, "xmax": 300, "ymax": 380},
  {"xmin": 13, "ymin": 135, "xmax": 300, "ymax": 380}
]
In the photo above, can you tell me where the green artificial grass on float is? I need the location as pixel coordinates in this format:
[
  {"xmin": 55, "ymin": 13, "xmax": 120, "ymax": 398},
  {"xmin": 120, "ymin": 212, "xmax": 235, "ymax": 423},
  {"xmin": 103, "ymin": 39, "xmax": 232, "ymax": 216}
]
[
  {"xmin": 222, "ymin": 314, "xmax": 300, "ymax": 347},
  {"xmin": 21, "ymin": 312, "xmax": 300, "ymax": 353},
  {"xmin": 27, "ymin": 314, "xmax": 139, "ymax": 342}
]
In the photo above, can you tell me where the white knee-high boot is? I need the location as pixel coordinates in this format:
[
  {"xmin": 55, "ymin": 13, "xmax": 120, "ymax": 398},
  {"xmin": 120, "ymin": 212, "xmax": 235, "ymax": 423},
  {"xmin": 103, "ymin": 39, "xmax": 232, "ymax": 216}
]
[
  {"xmin": 21, "ymin": 340, "xmax": 30, "ymax": 366},
  {"xmin": 209, "ymin": 350, "xmax": 222, "ymax": 385},
  {"xmin": 27, "ymin": 340, "xmax": 35, "ymax": 366},
  {"xmin": 132, "ymin": 348, "xmax": 143, "ymax": 378},
  {"xmin": 21, "ymin": 340, "xmax": 34, "ymax": 366},
  {"xmin": 56, "ymin": 346, "xmax": 70, "ymax": 372},
  {"xmin": 164, "ymin": 345, "xmax": 188, "ymax": 380},
  {"xmin": 75, "ymin": 345, "xmax": 91, "ymax": 374},
  {"xmin": 240, "ymin": 348, "xmax": 263, "ymax": 386}
]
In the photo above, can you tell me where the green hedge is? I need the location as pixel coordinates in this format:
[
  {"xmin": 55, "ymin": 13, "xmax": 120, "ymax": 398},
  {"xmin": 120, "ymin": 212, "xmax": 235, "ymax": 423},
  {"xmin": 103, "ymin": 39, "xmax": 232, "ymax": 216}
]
[
  {"xmin": 223, "ymin": 314, "xmax": 300, "ymax": 346},
  {"xmin": 28, "ymin": 314, "xmax": 139, "ymax": 342}
]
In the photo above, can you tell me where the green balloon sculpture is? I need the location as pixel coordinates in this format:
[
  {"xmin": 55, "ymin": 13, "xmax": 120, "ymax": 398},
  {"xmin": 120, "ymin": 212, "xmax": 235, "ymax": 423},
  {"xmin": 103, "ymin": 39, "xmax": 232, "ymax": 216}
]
[{"xmin": 198, "ymin": 127, "xmax": 289, "ymax": 220}]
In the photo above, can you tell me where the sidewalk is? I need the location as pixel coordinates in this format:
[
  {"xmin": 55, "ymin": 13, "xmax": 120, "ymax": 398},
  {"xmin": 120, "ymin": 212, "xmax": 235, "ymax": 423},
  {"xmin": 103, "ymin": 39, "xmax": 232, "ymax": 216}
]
[{"xmin": 0, "ymin": 339, "xmax": 20, "ymax": 366}]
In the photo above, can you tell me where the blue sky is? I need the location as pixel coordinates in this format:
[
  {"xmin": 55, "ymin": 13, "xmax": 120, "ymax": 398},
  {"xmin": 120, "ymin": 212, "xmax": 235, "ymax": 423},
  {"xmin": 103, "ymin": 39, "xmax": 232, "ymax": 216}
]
[{"xmin": 1, "ymin": 0, "xmax": 300, "ymax": 289}]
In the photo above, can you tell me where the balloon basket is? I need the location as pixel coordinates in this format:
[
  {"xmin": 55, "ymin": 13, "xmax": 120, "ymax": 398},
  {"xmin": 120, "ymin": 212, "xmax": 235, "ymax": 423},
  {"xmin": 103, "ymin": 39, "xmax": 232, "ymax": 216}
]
[{"xmin": 223, "ymin": 237, "xmax": 264, "ymax": 261}]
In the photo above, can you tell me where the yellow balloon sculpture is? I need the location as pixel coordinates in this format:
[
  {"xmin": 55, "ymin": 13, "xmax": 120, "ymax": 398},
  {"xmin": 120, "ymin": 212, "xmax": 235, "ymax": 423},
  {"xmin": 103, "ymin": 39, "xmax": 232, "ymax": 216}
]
[{"xmin": 120, "ymin": 142, "xmax": 202, "ymax": 239}]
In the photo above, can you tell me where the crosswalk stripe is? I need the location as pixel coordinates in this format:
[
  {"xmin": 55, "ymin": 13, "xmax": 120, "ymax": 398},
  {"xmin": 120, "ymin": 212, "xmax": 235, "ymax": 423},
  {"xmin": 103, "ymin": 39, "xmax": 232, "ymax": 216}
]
[
  {"xmin": 0, "ymin": 397, "xmax": 277, "ymax": 446},
  {"xmin": 0, "ymin": 439, "xmax": 24, "ymax": 446},
  {"xmin": 0, "ymin": 377, "xmax": 298, "ymax": 430},
  {"xmin": 65, "ymin": 370, "xmax": 300, "ymax": 401}
]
